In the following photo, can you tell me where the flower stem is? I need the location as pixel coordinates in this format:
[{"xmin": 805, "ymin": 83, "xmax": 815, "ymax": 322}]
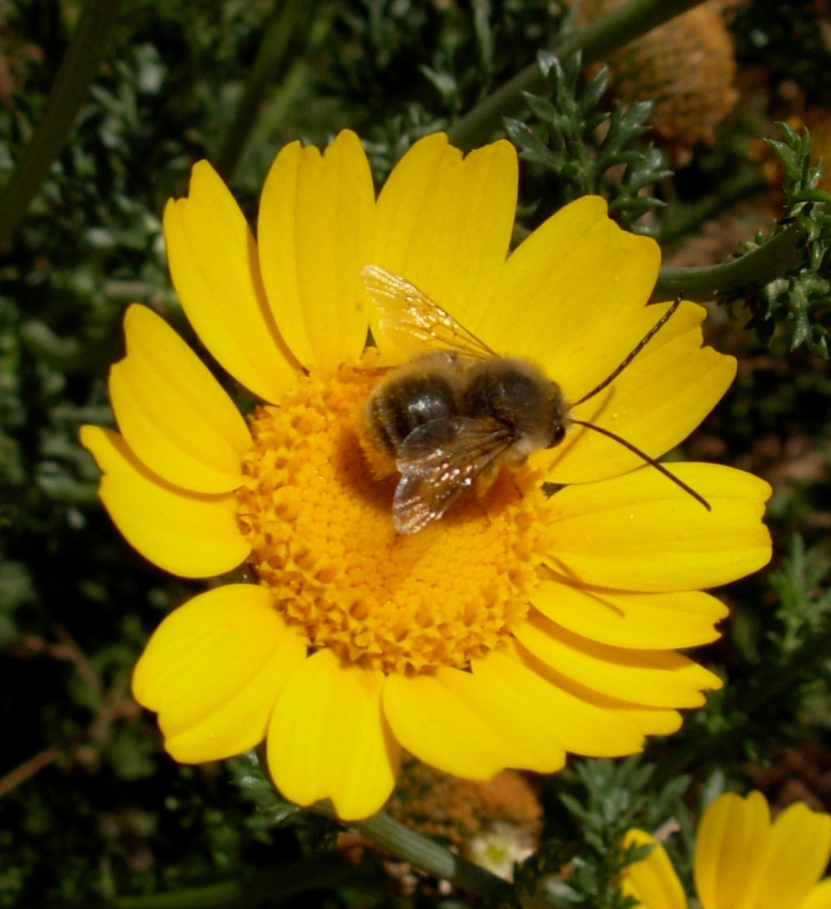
[
  {"xmin": 652, "ymin": 221, "xmax": 805, "ymax": 302},
  {"xmin": 313, "ymin": 802, "xmax": 518, "ymax": 904},
  {"xmin": 447, "ymin": 0, "xmax": 709, "ymax": 150},
  {"xmin": 0, "ymin": 0, "xmax": 123, "ymax": 248}
]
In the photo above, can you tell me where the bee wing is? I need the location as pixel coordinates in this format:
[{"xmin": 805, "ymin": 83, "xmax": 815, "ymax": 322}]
[
  {"xmin": 393, "ymin": 417, "xmax": 514, "ymax": 534},
  {"xmin": 361, "ymin": 264, "xmax": 497, "ymax": 362}
]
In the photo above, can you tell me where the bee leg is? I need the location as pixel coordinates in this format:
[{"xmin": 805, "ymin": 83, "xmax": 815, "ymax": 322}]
[
  {"xmin": 473, "ymin": 461, "xmax": 501, "ymax": 502},
  {"xmin": 509, "ymin": 471, "xmax": 525, "ymax": 500},
  {"xmin": 474, "ymin": 496, "xmax": 493, "ymax": 527}
]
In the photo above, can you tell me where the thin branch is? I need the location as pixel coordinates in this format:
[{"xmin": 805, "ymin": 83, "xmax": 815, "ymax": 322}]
[{"xmin": 0, "ymin": 0, "xmax": 123, "ymax": 248}]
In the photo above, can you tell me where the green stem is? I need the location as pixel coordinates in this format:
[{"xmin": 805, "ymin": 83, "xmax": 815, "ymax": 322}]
[
  {"xmin": 652, "ymin": 221, "xmax": 805, "ymax": 302},
  {"xmin": 312, "ymin": 802, "xmax": 518, "ymax": 904},
  {"xmin": 215, "ymin": 0, "xmax": 304, "ymax": 179},
  {"xmin": 0, "ymin": 0, "xmax": 123, "ymax": 248},
  {"xmin": 447, "ymin": 0, "xmax": 709, "ymax": 150}
]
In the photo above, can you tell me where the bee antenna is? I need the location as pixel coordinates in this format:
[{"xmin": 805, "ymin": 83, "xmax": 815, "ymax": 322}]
[
  {"xmin": 568, "ymin": 418, "xmax": 712, "ymax": 511},
  {"xmin": 573, "ymin": 293, "xmax": 685, "ymax": 407}
]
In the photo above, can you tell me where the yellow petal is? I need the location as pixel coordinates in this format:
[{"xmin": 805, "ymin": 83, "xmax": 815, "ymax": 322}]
[
  {"xmin": 694, "ymin": 791, "xmax": 771, "ymax": 909},
  {"xmin": 267, "ymin": 649, "xmax": 400, "ymax": 820},
  {"xmin": 108, "ymin": 305, "xmax": 250, "ymax": 493},
  {"xmin": 473, "ymin": 641, "xmax": 667, "ymax": 756},
  {"xmin": 514, "ymin": 611, "xmax": 721, "ymax": 708},
  {"xmin": 798, "ymin": 879, "xmax": 831, "ymax": 909},
  {"xmin": 436, "ymin": 660, "xmax": 568, "ymax": 773},
  {"xmin": 620, "ymin": 830, "xmax": 688, "ymax": 909},
  {"xmin": 163, "ymin": 160, "xmax": 298, "ymax": 402},
  {"xmin": 133, "ymin": 585, "xmax": 306, "ymax": 762},
  {"xmin": 532, "ymin": 575, "xmax": 728, "ymax": 649},
  {"xmin": 383, "ymin": 670, "xmax": 524, "ymax": 780},
  {"xmin": 478, "ymin": 196, "xmax": 660, "ymax": 394},
  {"xmin": 545, "ymin": 301, "xmax": 736, "ymax": 483},
  {"xmin": 382, "ymin": 664, "xmax": 566, "ymax": 779},
  {"xmin": 80, "ymin": 426, "xmax": 249, "ymax": 577},
  {"xmin": 257, "ymin": 130, "xmax": 375, "ymax": 371},
  {"xmin": 373, "ymin": 133, "xmax": 517, "ymax": 334},
  {"xmin": 542, "ymin": 463, "xmax": 772, "ymax": 592},
  {"xmin": 754, "ymin": 801, "xmax": 831, "ymax": 909}
]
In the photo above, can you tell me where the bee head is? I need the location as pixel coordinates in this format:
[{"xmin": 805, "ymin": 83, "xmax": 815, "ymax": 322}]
[{"xmin": 546, "ymin": 410, "xmax": 567, "ymax": 449}]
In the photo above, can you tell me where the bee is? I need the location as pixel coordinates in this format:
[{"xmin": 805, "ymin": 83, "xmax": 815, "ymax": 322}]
[{"xmin": 361, "ymin": 264, "xmax": 709, "ymax": 535}]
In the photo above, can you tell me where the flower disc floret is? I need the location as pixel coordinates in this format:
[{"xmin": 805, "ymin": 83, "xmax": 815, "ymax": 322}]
[{"xmin": 237, "ymin": 353, "xmax": 551, "ymax": 675}]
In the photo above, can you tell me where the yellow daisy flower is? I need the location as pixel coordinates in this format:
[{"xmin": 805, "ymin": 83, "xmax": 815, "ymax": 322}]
[
  {"xmin": 80, "ymin": 130, "xmax": 772, "ymax": 821},
  {"xmin": 620, "ymin": 790, "xmax": 831, "ymax": 909}
]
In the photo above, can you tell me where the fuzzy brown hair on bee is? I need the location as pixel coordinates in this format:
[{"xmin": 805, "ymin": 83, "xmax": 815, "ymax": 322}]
[{"xmin": 361, "ymin": 264, "xmax": 708, "ymax": 535}]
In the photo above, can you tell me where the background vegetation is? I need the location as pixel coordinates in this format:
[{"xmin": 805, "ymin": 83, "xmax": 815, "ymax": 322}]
[{"xmin": 3, "ymin": 0, "xmax": 831, "ymax": 905}]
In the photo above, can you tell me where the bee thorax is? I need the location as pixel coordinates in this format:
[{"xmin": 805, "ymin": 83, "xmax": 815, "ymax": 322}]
[{"xmin": 461, "ymin": 358, "xmax": 566, "ymax": 451}]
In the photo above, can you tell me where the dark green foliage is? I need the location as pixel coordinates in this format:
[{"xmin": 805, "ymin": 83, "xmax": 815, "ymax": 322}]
[
  {"xmin": 741, "ymin": 124, "xmax": 831, "ymax": 356},
  {"xmin": 515, "ymin": 759, "xmax": 692, "ymax": 908},
  {"xmin": 768, "ymin": 535, "xmax": 831, "ymax": 657},
  {"xmin": 506, "ymin": 52, "xmax": 671, "ymax": 230},
  {"xmin": 646, "ymin": 537, "xmax": 831, "ymax": 792},
  {"xmin": 228, "ymin": 751, "xmax": 303, "ymax": 832},
  {"xmin": 319, "ymin": 0, "xmax": 561, "ymax": 180},
  {"xmin": 3, "ymin": 0, "xmax": 831, "ymax": 907}
]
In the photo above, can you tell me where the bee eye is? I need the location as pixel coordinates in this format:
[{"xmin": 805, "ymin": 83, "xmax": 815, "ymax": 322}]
[{"xmin": 549, "ymin": 422, "xmax": 566, "ymax": 448}]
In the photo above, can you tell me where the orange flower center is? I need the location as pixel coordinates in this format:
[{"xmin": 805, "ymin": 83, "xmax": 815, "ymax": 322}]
[{"xmin": 236, "ymin": 352, "xmax": 554, "ymax": 675}]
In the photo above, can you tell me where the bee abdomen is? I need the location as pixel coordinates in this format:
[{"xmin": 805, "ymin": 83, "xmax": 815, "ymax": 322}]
[{"xmin": 367, "ymin": 371, "xmax": 459, "ymax": 458}]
